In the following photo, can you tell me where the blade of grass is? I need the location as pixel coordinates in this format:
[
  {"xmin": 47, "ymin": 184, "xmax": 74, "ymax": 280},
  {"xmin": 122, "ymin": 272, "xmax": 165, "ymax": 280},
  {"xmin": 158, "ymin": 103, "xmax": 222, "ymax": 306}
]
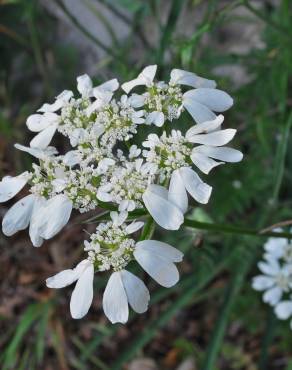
[
  {"xmin": 3, "ymin": 302, "xmax": 47, "ymax": 369},
  {"xmin": 35, "ymin": 301, "xmax": 51, "ymax": 364},
  {"xmin": 201, "ymin": 246, "xmax": 254, "ymax": 370},
  {"xmin": 258, "ymin": 308, "xmax": 277, "ymax": 370},
  {"xmin": 272, "ymin": 112, "xmax": 292, "ymax": 202},
  {"xmin": 156, "ymin": 0, "xmax": 186, "ymax": 65}
]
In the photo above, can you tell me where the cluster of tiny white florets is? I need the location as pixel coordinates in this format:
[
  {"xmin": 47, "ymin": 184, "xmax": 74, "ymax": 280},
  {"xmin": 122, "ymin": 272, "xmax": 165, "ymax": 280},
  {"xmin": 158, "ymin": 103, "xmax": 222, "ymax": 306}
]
[
  {"xmin": 85, "ymin": 219, "xmax": 135, "ymax": 271},
  {"xmin": 143, "ymin": 130, "xmax": 191, "ymax": 182},
  {"xmin": 252, "ymin": 232, "xmax": 292, "ymax": 329},
  {"xmin": 101, "ymin": 158, "xmax": 157, "ymax": 211},
  {"xmin": 5, "ymin": 64, "xmax": 242, "ymax": 256},
  {"xmin": 144, "ymin": 82, "xmax": 184, "ymax": 121}
]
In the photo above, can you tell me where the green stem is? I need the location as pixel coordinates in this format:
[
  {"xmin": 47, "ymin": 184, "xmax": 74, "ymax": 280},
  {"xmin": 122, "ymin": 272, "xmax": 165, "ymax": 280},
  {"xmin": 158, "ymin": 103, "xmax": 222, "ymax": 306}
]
[
  {"xmin": 258, "ymin": 308, "xmax": 277, "ymax": 370},
  {"xmin": 139, "ymin": 217, "xmax": 155, "ymax": 241},
  {"xmin": 202, "ymin": 251, "xmax": 252, "ymax": 370},
  {"xmin": 83, "ymin": 209, "xmax": 292, "ymax": 239},
  {"xmin": 156, "ymin": 0, "xmax": 185, "ymax": 65},
  {"xmin": 183, "ymin": 218, "xmax": 292, "ymax": 239}
]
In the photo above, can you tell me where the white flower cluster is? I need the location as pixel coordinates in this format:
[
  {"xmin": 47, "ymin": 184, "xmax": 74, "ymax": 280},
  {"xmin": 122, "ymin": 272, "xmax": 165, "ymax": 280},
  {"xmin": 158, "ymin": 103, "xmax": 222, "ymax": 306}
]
[
  {"xmin": 0, "ymin": 65, "xmax": 242, "ymax": 323},
  {"xmin": 252, "ymin": 231, "xmax": 292, "ymax": 329}
]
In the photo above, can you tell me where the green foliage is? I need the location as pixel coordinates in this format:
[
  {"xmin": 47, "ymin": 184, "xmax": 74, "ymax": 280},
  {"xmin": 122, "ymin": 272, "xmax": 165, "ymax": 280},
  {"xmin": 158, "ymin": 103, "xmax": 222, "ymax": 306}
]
[{"xmin": 0, "ymin": 0, "xmax": 292, "ymax": 368}]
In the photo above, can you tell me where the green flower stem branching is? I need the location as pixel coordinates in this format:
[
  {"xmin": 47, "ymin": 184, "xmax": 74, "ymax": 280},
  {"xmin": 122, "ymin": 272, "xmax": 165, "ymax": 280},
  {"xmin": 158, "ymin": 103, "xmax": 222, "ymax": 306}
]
[
  {"xmin": 139, "ymin": 216, "xmax": 155, "ymax": 241},
  {"xmin": 183, "ymin": 218, "xmax": 292, "ymax": 239},
  {"xmin": 83, "ymin": 209, "xmax": 292, "ymax": 239}
]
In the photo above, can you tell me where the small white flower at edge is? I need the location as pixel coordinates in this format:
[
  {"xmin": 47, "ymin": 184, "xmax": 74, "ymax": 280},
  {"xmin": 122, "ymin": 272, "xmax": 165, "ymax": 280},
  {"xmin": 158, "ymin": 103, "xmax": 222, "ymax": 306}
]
[{"xmin": 252, "ymin": 255, "xmax": 291, "ymax": 306}]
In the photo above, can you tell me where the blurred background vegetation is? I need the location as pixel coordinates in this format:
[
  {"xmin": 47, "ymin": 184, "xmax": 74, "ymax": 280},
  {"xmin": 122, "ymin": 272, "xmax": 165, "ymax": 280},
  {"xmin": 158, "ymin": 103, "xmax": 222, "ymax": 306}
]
[{"xmin": 0, "ymin": 0, "xmax": 292, "ymax": 369}]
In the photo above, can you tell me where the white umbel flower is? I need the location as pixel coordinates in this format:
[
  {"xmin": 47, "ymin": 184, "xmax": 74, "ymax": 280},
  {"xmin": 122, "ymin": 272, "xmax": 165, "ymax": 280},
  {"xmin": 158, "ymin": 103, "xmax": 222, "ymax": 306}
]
[
  {"xmin": 252, "ymin": 255, "xmax": 291, "ymax": 306},
  {"xmin": 121, "ymin": 65, "xmax": 233, "ymax": 126}
]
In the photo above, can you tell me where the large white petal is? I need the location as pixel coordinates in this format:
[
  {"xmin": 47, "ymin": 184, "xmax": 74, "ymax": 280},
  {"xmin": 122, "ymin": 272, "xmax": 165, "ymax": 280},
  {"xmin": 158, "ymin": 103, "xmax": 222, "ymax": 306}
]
[
  {"xmin": 77, "ymin": 74, "xmax": 93, "ymax": 97},
  {"xmin": 70, "ymin": 262, "xmax": 94, "ymax": 319},
  {"xmin": 0, "ymin": 172, "xmax": 29, "ymax": 203},
  {"xmin": 186, "ymin": 115, "xmax": 224, "ymax": 138},
  {"xmin": 183, "ymin": 99, "xmax": 216, "ymax": 124},
  {"xmin": 264, "ymin": 237, "xmax": 287, "ymax": 258},
  {"xmin": 14, "ymin": 143, "xmax": 57, "ymax": 160},
  {"xmin": 134, "ymin": 249, "xmax": 180, "ymax": 288},
  {"xmin": 26, "ymin": 112, "xmax": 60, "ymax": 132},
  {"xmin": 263, "ymin": 286, "xmax": 282, "ymax": 306},
  {"xmin": 103, "ymin": 271, "xmax": 129, "ymax": 324},
  {"xmin": 38, "ymin": 195, "xmax": 73, "ymax": 239},
  {"xmin": 136, "ymin": 240, "xmax": 183, "ymax": 262},
  {"xmin": 252, "ymin": 275, "xmax": 275, "ymax": 291},
  {"xmin": 30, "ymin": 124, "xmax": 58, "ymax": 149},
  {"xmin": 122, "ymin": 65, "xmax": 157, "ymax": 93},
  {"xmin": 63, "ymin": 150, "xmax": 82, "ymax": 166},
  {"xmin": 258, "ymin": 260, "xmax": 280, "ymax": 276},
  {"xmin": 168, "ymin": 170, "xmax": 188, "ymax": 213},
  {"xmin": 38, "ymin": 90, "xmax": 73, "ymax": 112},
  {"xmin": 184, "ymin": 88, "xmax": 233, "ymax": 112},
  {"xmin": 145, "ymin": 111, "xmax": 164, "ymax": 127},
  {"xmin": 94, "ymin": 78, "xmax": 119, "ymax": 95},
  {"xmin": 143, "ymin": 185, "xmax": 184, "ymax": 230},
  {"xmin": 193, "ymin": 146, "xmax": 243, "ymax": 163},
  {"xmin": 2, "ymin": 194, "xmax": 35, "ymax": 236},
  {"xmin": 128, "ymin": 93, "xmax": 145, "ymax": 108},
  {"xmin": 190, "ymin": 152, "xmax": 222, "ymax": 174},
  {"xmin": 121, "ymin": 270, "xmax": 150, "ymax": 314},
  {"xmin": 187, "ymin": 129, "xmax": 236, "ymax": 146},
  {"xmin": 46, "ymin": 260, "xmax": 89, "ymax": 288},
  {"xmin": 170, "ymin": 69, "xmax": 216, "ymax": 88},
  {"xmin": 275, "ymin": 301, "xmax": 292, "ymax": 320},
  {"xmin": 125, "ymin": 221, "xmax": 144, "ymax": 234},
  {"xmin": 29, "ymin": 196, "xmax": 46, "ymax": 247},
  {"xmin": 179, "ymin": 167, "xmax": 212, "ymax": 204}
]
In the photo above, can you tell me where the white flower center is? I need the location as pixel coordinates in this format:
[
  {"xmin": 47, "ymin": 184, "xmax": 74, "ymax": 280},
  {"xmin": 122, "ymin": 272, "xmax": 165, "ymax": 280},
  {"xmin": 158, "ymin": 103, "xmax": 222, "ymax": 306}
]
[
  {"xmin": 143, "ymin": 131, "xmax": 191, "ymax": 182},
  {"xmin": 85, "ymin": 221, "xmax": 135, "ymax": 271},
  {"xmin": 144, "ymin": 82, "xmax": 183, "ymax": 121}
]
